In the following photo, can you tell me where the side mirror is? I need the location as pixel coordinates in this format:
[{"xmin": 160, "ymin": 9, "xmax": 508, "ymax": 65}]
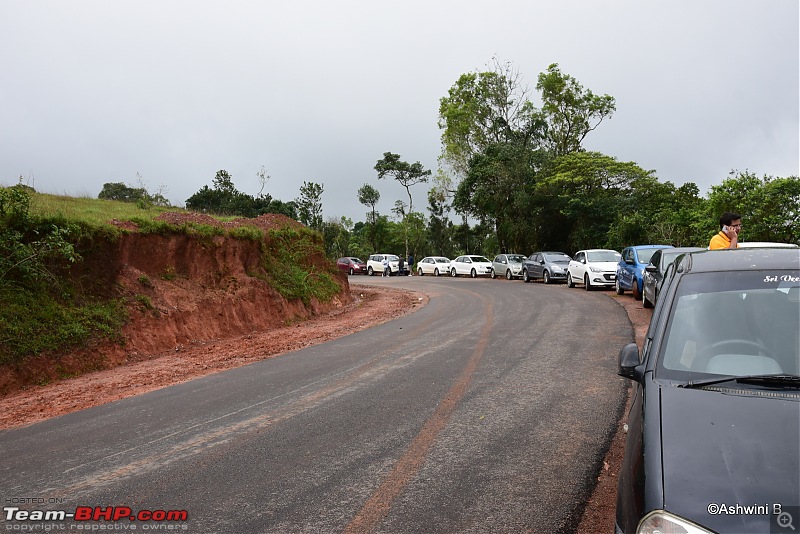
[
  {"xmin": 618, "ymin": 343, "xmax": 644, "ymax": 382},
  {"xmin": 645, "ymin": 264, "xmax": 657, "ymax": 273},
  {"xmin": 625, "ymin": 258, "xmax": 636, "ymax": 265}
]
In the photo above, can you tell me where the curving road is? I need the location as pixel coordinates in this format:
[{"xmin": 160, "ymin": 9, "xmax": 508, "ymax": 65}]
[{"xmin": 0, "ymin": 276, "xmax": 630, "ymax": 533}]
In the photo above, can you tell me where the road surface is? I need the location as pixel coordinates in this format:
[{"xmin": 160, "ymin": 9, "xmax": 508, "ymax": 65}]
[{"xmin": 1, "ymin": 276, "xmax": 630, "ymax": 533}]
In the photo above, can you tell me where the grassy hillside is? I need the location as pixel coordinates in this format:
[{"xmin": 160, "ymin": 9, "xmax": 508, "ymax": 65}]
[{"xmin": 1, "ymin": 188, "xmax": 340, "ymax": 373}]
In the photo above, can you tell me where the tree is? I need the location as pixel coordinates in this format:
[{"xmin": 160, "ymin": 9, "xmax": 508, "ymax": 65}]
[
  {"xmin": 98, "ymin": 182, "xmax": 147, "ymax": 203},
  {"xmin": 375, "ymin": 152, "xmax": 431, "ymax": 257},
  {"xmin": 296, "ymin": 181, "xmax": 324, "ymax": 231},
  {"xmin": 357, "ymin": 183, "xmax": 381, "ymax": 252},
  {"xmin": 536, "ymin": 63, "xmax": 616, "ymax": 156}
]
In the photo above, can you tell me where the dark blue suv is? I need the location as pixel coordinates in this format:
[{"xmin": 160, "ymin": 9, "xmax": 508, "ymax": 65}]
[{"xmin": 615, "ymin": 245, "xmax": 672, "ymax": 297}]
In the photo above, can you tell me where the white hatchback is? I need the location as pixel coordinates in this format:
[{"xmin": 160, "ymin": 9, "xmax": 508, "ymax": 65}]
[{"xmin": 567, "ymin": 249, "xmax": 621, "ymax": 290}]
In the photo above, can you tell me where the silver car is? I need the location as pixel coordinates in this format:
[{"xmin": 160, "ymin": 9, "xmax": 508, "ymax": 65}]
[
  {"xmin": 491, "ymin": 254, "xmax": 526, "ymax": 280},
  {"xmin": 522, "ymin": 251, "xmax": 572, "ymax": 284}
]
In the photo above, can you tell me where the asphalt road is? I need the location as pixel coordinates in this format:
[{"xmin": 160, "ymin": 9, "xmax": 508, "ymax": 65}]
[{"xmin": 0, "ymin": 275, "xmax": 631, "ymax": 533}]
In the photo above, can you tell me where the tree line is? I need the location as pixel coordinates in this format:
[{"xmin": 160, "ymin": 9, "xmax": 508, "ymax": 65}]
[{"xmin": 99, "ymin": 60, "xmax": 800, "ymax": 262}]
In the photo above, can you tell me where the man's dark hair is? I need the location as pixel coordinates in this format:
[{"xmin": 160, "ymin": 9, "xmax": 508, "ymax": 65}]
[{"xmin": 719, "ymin": 212, "xmax": 742, "ymax": 229}]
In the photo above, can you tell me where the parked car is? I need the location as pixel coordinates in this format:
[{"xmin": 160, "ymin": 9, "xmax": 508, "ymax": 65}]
[
  {"xmin": 615, "ymin": 245, "xmax": 672, "ymax": 297},
  {"xmin": 616, "ymin": 248, "xmax": 800, "ymax": 533},
  {"xmin": 567, "ymin": 249, "xmax": 621, "ymax": 290},
  {"xmin": 641, "ymin": 247, "xmax": 704, "ymax": 308},
  {"xmin": 416, "ymin": 256, "xmax": 451, "ymax": 276},
  {"xmin": 491, "ymin": 254, "xmax": 526, "ymax": 280},
  {"xmin": 366, "ymin": 253, "xmax": 400, "ymax": 276},
  {"xmin": 449, "ymin": 255, "xmax": 493, "ymax": 278},
  {"xmin": 336, "ymin": 256, "xmax": 367, "ymax": 275},
  {"xmin": 522, "ymin": 251, "xmax": 572, "ymax": 284}
]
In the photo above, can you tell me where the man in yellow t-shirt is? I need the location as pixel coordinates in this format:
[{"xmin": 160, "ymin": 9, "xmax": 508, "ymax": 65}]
[{"xmin": 708, "ymin": 212, "xmax": 742, "ymax": 250}]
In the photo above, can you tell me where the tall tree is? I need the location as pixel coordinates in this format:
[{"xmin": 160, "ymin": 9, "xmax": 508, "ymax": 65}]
[
  {"xmin": 357, "ymin": 183, "xmax": 381, "ymax": 252},
  {"xmin": 536, "ymin": 63, "xmax": 616, "ymax": 156},
  {"xmin": 374, "ymin": 152, "xmax": 431, "ymax": 257},
  {"xmin": 296, "ymin": 181, "xmax": 324, "ymax": 231}
]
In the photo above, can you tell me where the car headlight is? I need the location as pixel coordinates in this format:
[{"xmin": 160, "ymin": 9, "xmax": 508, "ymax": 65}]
[
  {"xmin": 637, "ymin": 511, "xmax": 714, "ymax": 534},
  {"xmin": 590, "ymin": 266, "xmax": 604, "ymax": 273}
]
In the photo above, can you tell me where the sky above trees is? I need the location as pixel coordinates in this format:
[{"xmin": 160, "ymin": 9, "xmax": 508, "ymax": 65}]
[{"xmin": 1, "ymin": 0, "xmax": 797, "ymax": 222}]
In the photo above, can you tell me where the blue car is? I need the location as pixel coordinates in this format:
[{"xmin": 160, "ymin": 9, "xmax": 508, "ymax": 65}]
[{"xmin": 615, "ymin": 245, "xmax": 672, "ymax": 297}]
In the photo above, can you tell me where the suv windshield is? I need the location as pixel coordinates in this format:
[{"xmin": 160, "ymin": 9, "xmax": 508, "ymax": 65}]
[{"xmin": 657, "ymin": 271, "xmax": 800, "ymax": 381}]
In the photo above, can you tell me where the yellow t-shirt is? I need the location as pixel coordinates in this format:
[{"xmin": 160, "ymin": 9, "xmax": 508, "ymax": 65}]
[{"xmin": 708, "ymin": 231, "xmax": 737, "ymax": 250}]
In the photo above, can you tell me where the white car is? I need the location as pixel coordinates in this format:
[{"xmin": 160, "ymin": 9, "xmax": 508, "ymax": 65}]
[
  {"xmin": 416, "ymin": 256, "xmax": 451, "ymax": 276},
  {"xmin": 366, "ymin": 253, "xmax": 400, "ymax": 276},
  {"xmin": 449, "ymin": 255, "xmax": 493, "ymax": 278},
  {"xmin": 567, "ymin": 249, "xmax": 621, "ymax": 290}
]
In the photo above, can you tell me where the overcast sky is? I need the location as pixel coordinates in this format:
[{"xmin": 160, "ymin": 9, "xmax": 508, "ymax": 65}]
[{"xmin": 2, "ymin": 1, "xmax": 798, "ymax": 223}]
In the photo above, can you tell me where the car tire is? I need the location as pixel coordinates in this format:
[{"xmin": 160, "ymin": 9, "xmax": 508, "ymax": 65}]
[
  {"xmin": 490, "ymin": 268, "xmax": 497, "ymax": 279},
  {"xmin": 632, "ymin": 280, "xmax": 641, "ymax": 300},
  {"xmin": 615, "ymin": 278, "xmax": 624, "ymax": 295},
  {"xmin": 505, "ymin": 269, "xmax": 512, "ymax": 280},
  {"xmin": 567, "ymin": 273, "xmax": 575, "ymax": 288},
  {"xmin": 523, "ymin": 269, "xmax": 530, "ymax": 283},
  {"xmin": 434, "ymin": 268, "xmax": 440, "ymax": 276},
  {"xmin": 451, "ymin": 268, "xmax": 457, "ymax": 277},
  {"xmin": 584, "ymin": 274, "xmax": 592, "ymax": 291},
  {"xmin": 418, "ymin": 268, "xmax": 423, "ymax": 276},
  {"xmin": 368, "ymin": 266, "xmax": 374, "ymax": 276},
  {"xmin": 643, "ymin": 289, "xmax": 653, "ymax": 308},
  {"xmin": 543, "ymin": 270, "xmax": 550, "ymax": 284},
  {"xmin": 349, "ymin": 267, "xmax": 354, "ymax": 275},
  {"xmin": 471, "ymin": 268, "xmax": 477, "ymax": 278}
]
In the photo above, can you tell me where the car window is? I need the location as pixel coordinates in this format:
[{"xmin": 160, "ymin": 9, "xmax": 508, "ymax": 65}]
[
  {"xmin": 436, "ymin": 258, "xmax": 449, "ymax": 263},
  {"xmin": 637, "ymin": 248, "xmax": 660, "ymax": 265},
  {"xmin": 658, "ymin": 271, "xmax": 800, "ymax": 379},
  {"xmin": 648, "ymin": 250, "xmax": 661, "ymax": 267},
  {"xmin": 469, "ymin": 256, "xmax": 490, "ymax": 263},
  {"xmin": 544, "ymin": 253, "xmax": 571, "ymax": 262},
  {"xmin": 587, "ymin": 251, "xmax": 619, "ymax": 262},
  {"xmin": 508, "ymin": 255, "xmax": 525, "ymax": 262}
]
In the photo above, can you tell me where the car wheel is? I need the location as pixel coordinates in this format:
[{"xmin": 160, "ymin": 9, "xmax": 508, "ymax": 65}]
[
  {"xmin": 490, "ymin": 268, "xmax": 497, "ymax": 279},
  {"xmin": 584, "ymin": 274, "xmax": 592, "ymax": 291},
  {"xmin": 451, "ymin": 268, "xmax": 457, "ymax": 277},
  {"xmin": 505, "ymin": 269, "xmax": 512, "ymax": 280},
  {"xmin": 418, "ymin": 268, "xmax": 423, "ymax": 276},
  {"xmin": 643, "ymin": 289, "xmax": 653, "ymax": 309},
  {"xmin": 434, "ymin": 268, "xmax": 440, "ymax": 276},
  {"xmin": 349, "ymin": 267, "xmax": 354, "ymax": 275},
  {"xmin": 523, "ymin": 269, "xmax": 530, "ymax": 283},
  {"xmin": 543, "ymin": 270, "xmax": 550, "ymax": 284},
  {"xmin": 567, "ymin": 273, "xmax": 575, "ymax": 288},
  {"xmin": 615, "ymin": 278, "xmax": 624, "ymax": 295},
  {"xmin": 368, "ymin": 266, "xmax": 374, "ymax": 276},
  {"xmin": 471, "ymin": 268, "xmax": 477, "ymax": 278},
  {"xmin": 632, "ymin": 280, "xmax": 641, "ymax": 300}
]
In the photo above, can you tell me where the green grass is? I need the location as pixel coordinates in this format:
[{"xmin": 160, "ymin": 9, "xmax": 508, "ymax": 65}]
[{"xmin": 30, "ymin": 193, "xmax": 181, "ymax": 226}]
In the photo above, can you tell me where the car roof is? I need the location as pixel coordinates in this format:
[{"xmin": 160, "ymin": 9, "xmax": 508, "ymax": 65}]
[
  {"xmin": 626, "ymin": 244, "xmax": 672, "ymax": 250},
  {"xmin": 680, "ymin": 248, "xmax": 800, "ymax": 274},
  {"xmin": 579, "ymin": 249, "xmax": 619, "ymax": 253}
]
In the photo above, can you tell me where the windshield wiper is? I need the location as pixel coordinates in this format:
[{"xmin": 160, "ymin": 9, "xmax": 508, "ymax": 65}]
[{"xmin": 679, "ymin": 374, "xmax": 800, "ymax": 389}]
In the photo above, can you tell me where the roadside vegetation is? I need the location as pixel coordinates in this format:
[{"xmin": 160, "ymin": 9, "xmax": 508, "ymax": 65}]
[{"xmin": 0, "ymin": 186, "xmax": 341, "ymax": 370}]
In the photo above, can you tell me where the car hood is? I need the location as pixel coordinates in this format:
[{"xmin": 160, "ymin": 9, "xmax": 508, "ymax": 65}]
[
  {"xmin": 586, "ymin": 261, "xmax": 618, "ymax": 271},
  {"xmin": 659, "ymin": 385, "xmax": 800, "ymax": 532}
]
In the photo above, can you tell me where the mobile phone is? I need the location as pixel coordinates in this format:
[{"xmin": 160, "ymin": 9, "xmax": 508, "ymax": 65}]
[{"xmin": 722, "ymin": 225, "xmax": 729, "ymax": 232}]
